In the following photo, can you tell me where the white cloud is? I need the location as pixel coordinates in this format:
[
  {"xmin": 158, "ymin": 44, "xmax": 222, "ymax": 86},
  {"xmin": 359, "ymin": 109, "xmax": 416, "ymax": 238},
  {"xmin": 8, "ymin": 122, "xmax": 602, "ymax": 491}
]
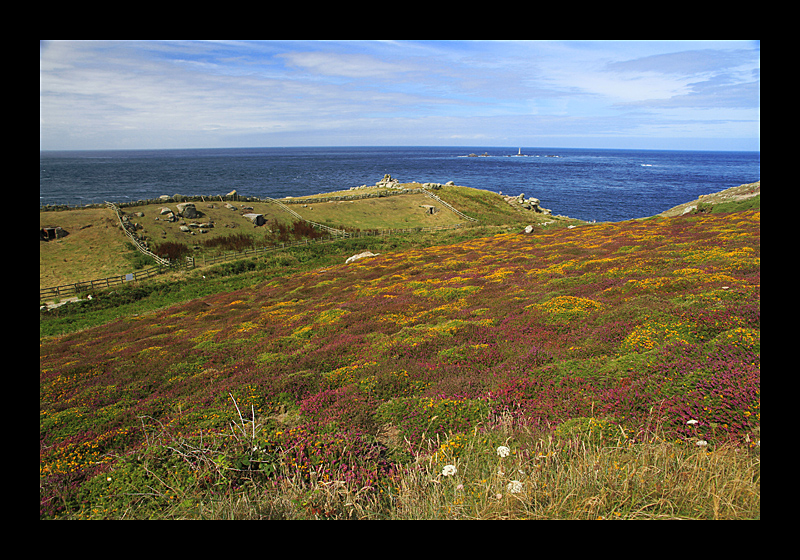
[
  {"xmin": 39, "ymin": 40, "xmax": 760, "ymax": 151},
  {"xmin": 277, "ymin": 51, "xmax": 416, "ymax": 79}
]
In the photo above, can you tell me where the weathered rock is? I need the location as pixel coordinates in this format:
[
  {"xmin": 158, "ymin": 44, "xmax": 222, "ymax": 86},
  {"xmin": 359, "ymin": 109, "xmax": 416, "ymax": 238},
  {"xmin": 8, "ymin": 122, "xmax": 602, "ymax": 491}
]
[
  {"xmin": 345, "ymin": 251, "xmax": 379, "ymax": 264},
  {"xmin": 160, "ymin": 207, "xmax": 173, "ymax": 215},
  {"xmin": 524, "ymin": 225, "xmax": 534, "ymax": 234},
  {"xmin": 176, "ymin": 202, "xmax": 199, "ymax": 219},
  {"xmin": 376, "ymin": 174, "xmax": 400, "ymax": 188},
  {"xmin": 243, "ymin": 213, "xmax": 265, "ymax": 226}
]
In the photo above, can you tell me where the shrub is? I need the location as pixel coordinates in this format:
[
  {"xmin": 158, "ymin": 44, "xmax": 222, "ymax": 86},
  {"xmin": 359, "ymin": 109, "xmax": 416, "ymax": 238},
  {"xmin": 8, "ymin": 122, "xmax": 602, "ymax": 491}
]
[
  {"xmin": 200, "ymin": 233, "xmax": 256, "ymax": 252},
  {"xmin": 269, "ymin": 220, "xmax": 328, "ymax": 243},
  {"xmin": 152, "ymin": 240, "xmax": 191, "ymax": 261}
]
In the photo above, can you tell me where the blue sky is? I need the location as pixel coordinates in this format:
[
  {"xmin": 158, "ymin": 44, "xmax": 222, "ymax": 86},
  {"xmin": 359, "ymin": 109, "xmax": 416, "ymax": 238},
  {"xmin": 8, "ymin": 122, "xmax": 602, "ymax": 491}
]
[{"xmin": 39, "ymin": 40, "xmax": 760, "ymax": 151}]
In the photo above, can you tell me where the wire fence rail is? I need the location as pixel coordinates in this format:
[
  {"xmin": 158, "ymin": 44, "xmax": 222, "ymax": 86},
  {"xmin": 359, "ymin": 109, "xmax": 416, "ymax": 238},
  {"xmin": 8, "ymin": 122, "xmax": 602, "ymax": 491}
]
[
  {"xmin": 40, "ymin": 265, "xmax": 171, "ymax": 301},
  {"xmin": 40, "ymin": 219, "xmax": 468, "ymax": 302},
  {"xmin": 41, "ymin": 188, "xmax": 476, "ymax": 301}
]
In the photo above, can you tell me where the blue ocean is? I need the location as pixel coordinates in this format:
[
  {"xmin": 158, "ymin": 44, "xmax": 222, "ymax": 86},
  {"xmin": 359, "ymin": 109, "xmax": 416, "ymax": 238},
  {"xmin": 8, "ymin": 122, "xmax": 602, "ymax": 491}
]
[{"xmin": 39, "ymin": 147, "xmax": 760, "ymax": 223}]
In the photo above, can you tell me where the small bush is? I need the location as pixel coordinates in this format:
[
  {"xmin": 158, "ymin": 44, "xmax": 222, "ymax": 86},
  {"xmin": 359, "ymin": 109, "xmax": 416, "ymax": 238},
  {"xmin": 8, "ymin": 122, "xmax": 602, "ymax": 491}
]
[
  {"xmin": 269, "ymin": 220, "xmax": 328, "ymax": 243},
  {"xmin": 200, "ymin": 233, "xmax": 256, "ymax": 253},
  {"xmin": 152, "ymin": 241, "xmax": 191, "ymax": 261}
]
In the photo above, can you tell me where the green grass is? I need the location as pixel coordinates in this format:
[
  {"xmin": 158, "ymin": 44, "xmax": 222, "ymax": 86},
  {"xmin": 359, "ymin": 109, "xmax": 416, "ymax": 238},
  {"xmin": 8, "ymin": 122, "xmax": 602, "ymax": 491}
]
[
  {"xmin": 41, "ymin": 186, "xmax": 570, "ymax": 297},
  {"xmin": 288, "ymin": 190, "xmax": 465, "ymax": 230},
  {"xmin": 696, "ymin": 195, "xmax": 760, "ymax": 214},
  {"xmin": 48, "ymin": 408, "xmax": 759, "ymax": 520},
  {"xmin": 38, "ymin": 225, "xmax": 523, "ymax": 338},
  {"xmin": 40, "ymin": 207, "xmax": 141, "ymax": 289},
  {"xmin": 40, "ymin": 187, "xmax": 759, "ymax": 520}
]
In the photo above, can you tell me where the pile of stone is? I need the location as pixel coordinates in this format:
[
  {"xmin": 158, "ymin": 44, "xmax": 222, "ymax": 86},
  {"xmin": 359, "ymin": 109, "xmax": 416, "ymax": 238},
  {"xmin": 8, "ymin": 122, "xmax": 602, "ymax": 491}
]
[
  {"xmin": 504, "ymin": 193, "xmax": 551, "ymax": 214},
  {"xmin": 178, "ymin": 223, "xmax": 215, "ymax": 234},
  {"xmin": 158, "ymin": 202, "xmax": 201, "ymax": 221},
  {"xmin": 376, "ymin": 174, "xmax": 401, "ymax": 188},
  {"xmin": 155, "ymin": 202, "xmax": 215, "ymax": 234},
  {"xmin": 422, "ymin": 182, "xmax": 452, "ymax": 189}
]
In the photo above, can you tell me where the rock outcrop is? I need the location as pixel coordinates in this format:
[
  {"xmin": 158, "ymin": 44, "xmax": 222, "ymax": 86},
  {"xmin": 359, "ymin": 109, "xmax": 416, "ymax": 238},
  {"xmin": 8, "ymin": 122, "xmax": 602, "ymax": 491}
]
[
  {"xmin": 176, "ymin": 202, "xmax": 200, "ymax": 219},
  {"xmin": 376, "ymin": 174, "xmax": 400, "ymax": 188},
  {"xmin": 503, "ymin": 193, "xmax": 551, "ymax": 214}
]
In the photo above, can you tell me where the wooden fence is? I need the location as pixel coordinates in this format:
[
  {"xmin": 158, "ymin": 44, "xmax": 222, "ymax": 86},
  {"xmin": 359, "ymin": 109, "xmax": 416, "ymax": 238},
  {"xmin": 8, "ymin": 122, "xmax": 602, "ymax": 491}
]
[
  {"xmin": 40, "ymin": 264, "xmax": 170, "ymax": 301},
  {"xmin": 40, "ymin": 192, "xmax": 471, "ymax": 302},
  {"xmin": 40, "ymin": 223, "xmax": 467, "ymax": 301},
  {"xmin": 40, "ymin": 202, "xmax": 187, "ymax": 301},
  {"xmin": 422, "ymin": 190, "xmax": 478, "ymax": 222}
]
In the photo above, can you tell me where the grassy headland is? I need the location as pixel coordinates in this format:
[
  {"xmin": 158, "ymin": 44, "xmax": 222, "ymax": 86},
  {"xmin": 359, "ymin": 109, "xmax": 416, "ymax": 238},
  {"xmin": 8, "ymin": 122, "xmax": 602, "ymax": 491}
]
[
  {"xmin": 39, "ymin": 183, "xmax": 760, "ymax": 519},
  {"xmin": 40, "ymin": 184, "xmax": 571, "ymax": 292}
]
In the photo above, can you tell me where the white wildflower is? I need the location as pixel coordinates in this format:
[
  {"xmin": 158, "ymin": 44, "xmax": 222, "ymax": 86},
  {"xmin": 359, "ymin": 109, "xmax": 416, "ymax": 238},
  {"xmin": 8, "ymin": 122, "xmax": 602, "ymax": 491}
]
[
  {"xmin": 496, "ymin": 445, "xmax": 511, "ymax": 457},
  {"xmin": 442, "ymin": 464, "xmax": 457, "ymax": 477},
  {"xmin": 686, "ymin": 419, "xmax": 699, "ymax": 425},
  {"xmin": 696, "ymin": 440, "xmax": 708, "ymax": 447},
  {"xmin": 507, "ymin": 480, "xmax": 524, "ymax": 494}
]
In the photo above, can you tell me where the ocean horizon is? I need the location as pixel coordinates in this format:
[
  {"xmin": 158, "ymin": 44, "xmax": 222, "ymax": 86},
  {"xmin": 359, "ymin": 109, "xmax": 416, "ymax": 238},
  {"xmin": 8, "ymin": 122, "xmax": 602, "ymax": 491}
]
[{"xmin": 40, "ymin": 146, "xmax": 760, "ymax": 223}]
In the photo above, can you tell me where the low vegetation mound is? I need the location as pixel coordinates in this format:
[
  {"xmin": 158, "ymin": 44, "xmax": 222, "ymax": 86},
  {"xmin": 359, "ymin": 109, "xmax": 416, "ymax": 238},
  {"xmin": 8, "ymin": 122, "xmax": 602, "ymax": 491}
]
[{"xmin": 39, "ymin": 208, "xmax": 760, "ymax": 519}]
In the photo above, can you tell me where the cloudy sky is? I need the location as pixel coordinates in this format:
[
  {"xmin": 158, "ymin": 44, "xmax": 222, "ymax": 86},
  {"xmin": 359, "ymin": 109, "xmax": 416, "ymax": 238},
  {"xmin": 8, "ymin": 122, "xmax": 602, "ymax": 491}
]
[{"xmin": 39, "ymin": 40, "xmax": 760, "ymax": 151}]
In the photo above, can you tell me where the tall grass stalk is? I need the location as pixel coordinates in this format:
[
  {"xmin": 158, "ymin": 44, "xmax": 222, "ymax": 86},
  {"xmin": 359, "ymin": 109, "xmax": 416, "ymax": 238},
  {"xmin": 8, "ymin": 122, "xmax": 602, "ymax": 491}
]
[
  {"xmin": 379, "ymin": 419, "xmax": 759, "ymax": 520},
  {"xmin": 83, "ymin": 411, "xmax": 758, "ymax": 520}
]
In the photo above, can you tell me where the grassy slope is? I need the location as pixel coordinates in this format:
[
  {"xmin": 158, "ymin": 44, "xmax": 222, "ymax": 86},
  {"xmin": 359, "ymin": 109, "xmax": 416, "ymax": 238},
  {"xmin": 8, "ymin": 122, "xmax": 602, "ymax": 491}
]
[
  {"xmin": 40, "ymin": 193, "xmax": 760, "ymax": 519},
  {"xmin": 659, "ymin": 181, "xmax": 760, "ymax": 217},
  {"xmin": 288, "ymin": 192, "xmax": 464, "ymax": 230},
  {"xmin": 40, "ymin": 207, "xmax": 139, "ymax": 289},
  {"xmin": 40, "ymin": 185, "xmax": 566, "ymax": 293}
]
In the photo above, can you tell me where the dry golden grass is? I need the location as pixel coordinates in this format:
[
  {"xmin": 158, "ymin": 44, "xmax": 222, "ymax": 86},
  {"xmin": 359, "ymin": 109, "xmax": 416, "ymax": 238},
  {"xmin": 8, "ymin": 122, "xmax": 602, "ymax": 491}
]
[{"xmin": 40, "ymin": 207, "xmax": 135, "ymax": 289}]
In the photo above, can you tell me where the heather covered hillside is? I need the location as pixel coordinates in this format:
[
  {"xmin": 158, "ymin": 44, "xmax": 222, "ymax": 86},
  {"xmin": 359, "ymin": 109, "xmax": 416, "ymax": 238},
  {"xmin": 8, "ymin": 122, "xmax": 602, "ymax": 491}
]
[{"xmin": 39, "ymin": 210, "xmax": 760, "ymax": 519}]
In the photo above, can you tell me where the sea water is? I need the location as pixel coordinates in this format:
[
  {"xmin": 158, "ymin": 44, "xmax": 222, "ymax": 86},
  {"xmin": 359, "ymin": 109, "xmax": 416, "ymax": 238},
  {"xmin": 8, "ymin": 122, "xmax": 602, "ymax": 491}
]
[{"xmin": 39, "ymin": 147, "xmax": 760, "ymax": 223}]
